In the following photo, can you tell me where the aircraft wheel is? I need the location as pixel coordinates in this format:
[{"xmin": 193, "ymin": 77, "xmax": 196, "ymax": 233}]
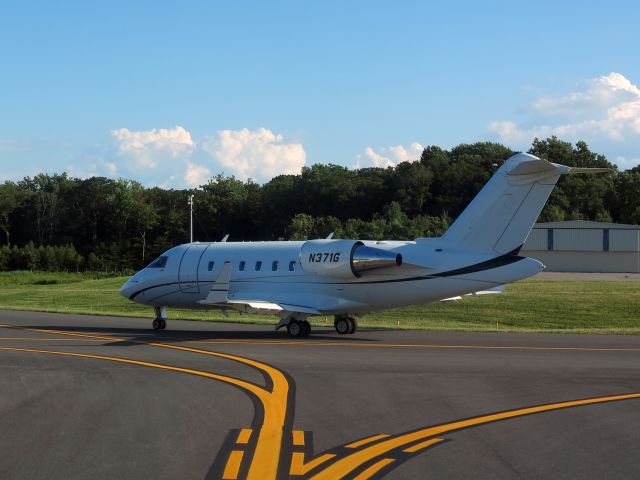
[
  {"xmin": 159, "ymin": 319, "xmax": 167, "ymax": 330},
  {"xmin": 334, "ymin": 317, "xmax": 350, "ymax": 335},
  {"xmin": 302, "ymin": 320, "xmax": 311, "ymax": 336},
  {"xmin": 152, "ymin": 319, "xmax": 162, "ymax": 330},
  {"xmin": 287, "ymin": 320, "xmax": 305, "ymax": 338},
  {"xmin": 347, "ymin": 317, "xmax": 357, "ymax": 334}
]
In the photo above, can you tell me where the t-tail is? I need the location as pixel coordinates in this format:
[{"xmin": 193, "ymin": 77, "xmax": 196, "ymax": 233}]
[{"xmin": 441, "ymin": 153, "xmax": 610, "ymax": 255}]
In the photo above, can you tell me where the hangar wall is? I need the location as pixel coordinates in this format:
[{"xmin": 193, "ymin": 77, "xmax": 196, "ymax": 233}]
[{"xmin": 521, "ymin": 220, "xmax": 640, "ymax": 273}]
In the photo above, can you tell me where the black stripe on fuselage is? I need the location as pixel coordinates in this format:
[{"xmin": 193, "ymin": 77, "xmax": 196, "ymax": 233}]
[
  {"xmin": 350, "ymin": 250, "xmax": 525, "ymax": 284},
  {"xmin": 127, "ymin": 250, "xmax": 525, "ymax": 299},
  {"xmin": 129, "ymin": 282, "xmax": 177, "ymax": 301}
]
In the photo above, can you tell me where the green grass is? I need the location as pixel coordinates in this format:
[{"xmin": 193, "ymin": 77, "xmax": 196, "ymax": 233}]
[{"xmin": 0, "ymin": 272, "xmax": 638, "ymax": 334}]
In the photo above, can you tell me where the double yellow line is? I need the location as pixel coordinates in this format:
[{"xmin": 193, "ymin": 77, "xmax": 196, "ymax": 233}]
[
  {"xmin": 3, "ymin": 323, "xmax": 640, "ymax": 480},
  {"xmin": 0, "ymin": 324, "xmax": 288, "ymax": 480},
  {"xmin": 308, "ymin": 391, "xmax": 640, "ymax": 479}
]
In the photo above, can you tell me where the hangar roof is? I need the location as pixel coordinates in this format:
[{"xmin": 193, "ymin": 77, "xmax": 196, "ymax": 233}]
[{"xmin": 534, "ymin": 220, "xmax": 639, "ymax": 230}]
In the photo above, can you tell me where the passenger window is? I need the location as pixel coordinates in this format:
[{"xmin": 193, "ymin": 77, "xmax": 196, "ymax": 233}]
[
  {"xmin": 272, "ymin": 261, "xmax": 279, "ymax": 271},
  {"xmin": 239, "ymin": 261, "xmax": 246, "ymax": 271},
  {"xmin": 255, "ymin": 261, "xmax": 262, "ymax": 271},
  {"xmin": 148, "ymin": 256, "xmax": 168, "ymax": 268},
  {"xmin": 289, "ymin": 260, "xmax": 296, "ymax": 271},
  {"xmin": 207, "ymin": 261, "xmax": 215, "ymax": 271}
]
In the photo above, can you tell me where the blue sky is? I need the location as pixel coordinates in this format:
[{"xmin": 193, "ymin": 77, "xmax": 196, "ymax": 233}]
[{"xmin": 1, "ymin": 1, "xmax": 639, "ymax": 186}]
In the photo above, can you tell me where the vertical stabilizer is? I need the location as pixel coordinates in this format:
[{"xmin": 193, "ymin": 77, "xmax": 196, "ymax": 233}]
[{"xmin": 441, "ymin": 153, "xmax": 570, "ymax": 254}]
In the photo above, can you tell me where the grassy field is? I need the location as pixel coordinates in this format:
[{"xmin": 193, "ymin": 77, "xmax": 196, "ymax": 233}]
[{"xmin": 0, "ymin": 271, "xmax": 638, "ymax": 334}]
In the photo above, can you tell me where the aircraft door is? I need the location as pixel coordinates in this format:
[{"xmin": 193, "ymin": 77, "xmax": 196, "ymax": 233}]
[{"xmin": 179, "ymin": 244, "xmax": 208, "ymax": 292}]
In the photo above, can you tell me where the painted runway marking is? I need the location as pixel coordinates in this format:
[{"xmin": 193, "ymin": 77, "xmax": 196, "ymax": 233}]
[
  {"xmin": 190, "ymin": 339, "xmax": 640, "ymax": 352},
  {"xmin": 0, "ymin": 337, "xmax": 104, "ymax": 341},
  {"xmin": 2, "ymin": 323, "xmax": 640, "ymax": 479},
  {"xmin": 0, "ymin": 324, "xmax": 290, "ymax": 480}
]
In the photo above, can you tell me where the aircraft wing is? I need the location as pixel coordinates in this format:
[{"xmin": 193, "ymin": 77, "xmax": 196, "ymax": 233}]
[
  {"xmin": 197, "ymin": 262, "xmax": 322, "ymax": 315},
  {"xmin": 199, "ymin": 298, "xmax": 322, "ymax": 315}
]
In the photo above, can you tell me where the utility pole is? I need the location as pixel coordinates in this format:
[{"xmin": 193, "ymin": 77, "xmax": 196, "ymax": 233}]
[{"xmin": 188, "ymin": 194, "xmax": 194, "ymax": 243}]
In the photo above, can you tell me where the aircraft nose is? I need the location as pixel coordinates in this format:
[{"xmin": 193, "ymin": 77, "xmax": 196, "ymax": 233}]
[{"xmin": 119, "ymin": 279, "xmax": 138, "ymax": 299}]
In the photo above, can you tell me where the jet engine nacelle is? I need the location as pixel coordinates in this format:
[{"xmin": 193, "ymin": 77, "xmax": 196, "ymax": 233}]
[{"xmin": 300, "ymin": 239, "xmax": 402, "ymax": 279}]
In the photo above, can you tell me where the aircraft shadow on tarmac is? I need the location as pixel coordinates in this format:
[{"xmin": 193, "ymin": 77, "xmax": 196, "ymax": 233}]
[{"xmin": 24, "ymin": 324, "xmax": 385, "ymax": 347}]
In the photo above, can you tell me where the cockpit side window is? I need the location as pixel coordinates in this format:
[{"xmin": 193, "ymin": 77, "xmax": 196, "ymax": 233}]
[{"xmin": 148, "ymin": 256, "xmax": 168, "ymax": 268}]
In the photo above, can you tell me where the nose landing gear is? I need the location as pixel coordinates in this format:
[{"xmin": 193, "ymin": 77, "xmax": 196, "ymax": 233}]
[{"xmin": 153, "ymin": 306, "xmax": 167, "ymax": 330}]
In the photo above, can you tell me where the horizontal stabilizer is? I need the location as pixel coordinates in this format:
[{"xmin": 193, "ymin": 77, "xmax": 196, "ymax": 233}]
[
  {"xmin": 440, "ymin": 285, "xmax": 505, "ymax": 303},
  {"xmin": 567, "ymin": 167, "xmax": 613, "ymax": 174},
  {"xmin": 470, "ymin": 284, "xmax": 505, "ymax": 296},
  {"xmin": 507, "ymin": 158, "xmax": 568, "ymax": 176}
]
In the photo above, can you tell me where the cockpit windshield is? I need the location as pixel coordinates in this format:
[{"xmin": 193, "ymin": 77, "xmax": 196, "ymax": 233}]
[{"xmin": 147, "ymin": 256, "xmax": 168, "ymax": 268}]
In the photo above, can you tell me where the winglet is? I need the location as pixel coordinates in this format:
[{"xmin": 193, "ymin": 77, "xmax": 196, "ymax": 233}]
[{"xmin": 200, "ymin": 262, "xmax": 231, "ymax": 304}]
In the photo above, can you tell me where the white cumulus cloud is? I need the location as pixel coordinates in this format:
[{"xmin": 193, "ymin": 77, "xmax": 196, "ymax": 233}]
[
  {"xmin": 488, "ymin": 73, "xmax": 640, "ymax": 168},
  {"xmin": 532, "ymin": 72, "xmax": 640, "ymax": 119},
  {"xmin": 355, "ymin": 142, "xmax": 424, "ymax": 169},
  {"xmin": 108, "ymin": 125, "xmax": 202, "ymax": 186},
  {"xmin": 111, "ymin": 125, "xmax": 195, "ymax": 169},
  {"xmin": 105, "ymin": 125, "xmax": 306, "ymax": 186},
  {"xmin": 201, "ymin": 127, "xmax": 306, "ymax": 182},
  {"xmin": 185, "ymin": 162, "xmax": 211, "ymax": 187},
  {"xmin": 615, "ymin": 156, "xmax": 640, "ymax": 170}
]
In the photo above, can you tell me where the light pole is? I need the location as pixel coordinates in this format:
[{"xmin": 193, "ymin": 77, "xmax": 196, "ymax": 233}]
[{"xmin": 188, "ymin": 194, "xmax": 194, "ymax": 243}]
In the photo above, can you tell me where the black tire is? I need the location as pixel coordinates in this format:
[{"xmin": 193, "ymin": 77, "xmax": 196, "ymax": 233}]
[
  {"xmin": 152, "ymin": 319, "xmax": 162, "ymax": 330},
  {"xmin": 160, "ymin": 319, "xmax": 167, "ymax": 330},
  {"xmin": 302, "ymin": 320, "xmax": 311, "ymax": 336},
  {"xmin": 347, "ymin": 317, "xmax": 357, "ymax": 334},
  {"xmin": 334, "ymin": 318, "xmax": 350, "ymax": 335},
  {"xmin": 287, "ymin": 320, "xmax": 304, "ymax": 338}
]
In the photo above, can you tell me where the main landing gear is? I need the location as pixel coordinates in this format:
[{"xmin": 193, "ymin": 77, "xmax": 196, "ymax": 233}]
[
  {"xmin": 277, "ymin": 313, "xmax": 357, "ymax": 337},
  {"xmin": 153, "ymin": 306, "xmax": 167, "ymax": 330},
  {"xmin": 287, "ymin": 319, "xmax": 311, "ymax": 338},
  {"xmin": 334, "ymin": 315, "xmax": 357, "ymax": 335},
  {"xmin": 276, "ymin": 314, "xmax": 311, "ymax": 338}
]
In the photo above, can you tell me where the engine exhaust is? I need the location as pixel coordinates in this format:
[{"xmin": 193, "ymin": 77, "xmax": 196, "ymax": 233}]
[{"xmin": 351, "ymin": 245, "xmax": 403, "ymax": 277}]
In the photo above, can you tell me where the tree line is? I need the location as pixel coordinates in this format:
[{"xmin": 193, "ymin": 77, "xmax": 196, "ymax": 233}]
[{"xmin": 0, "ymin": 136, "xmax": 638, "ymax": 272}]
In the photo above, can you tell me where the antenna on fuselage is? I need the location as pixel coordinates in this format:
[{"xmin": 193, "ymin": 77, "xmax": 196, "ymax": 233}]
[
  {"xmin": 325, "ymin": 232, "xmax": 334, "ymax": 239},
  {"xmin": 221, "ymin": 234, "xmax": 229, "ymax": 242}
]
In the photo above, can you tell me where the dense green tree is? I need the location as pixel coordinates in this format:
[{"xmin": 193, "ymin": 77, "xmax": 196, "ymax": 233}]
[
  {"xmin": 0, "ymin": 182, "xmax": 18, "ymax": 245},
  {"xmin": 531, "ymin": 137, "xmax": 617, "ymax": 222},
  {"xmin": 0, "ymin": 137, "xmax": 637, "ymax": 272},
  {"xmin": 613, "ymin": 171, "xmax": 640, "ymax": 224}
]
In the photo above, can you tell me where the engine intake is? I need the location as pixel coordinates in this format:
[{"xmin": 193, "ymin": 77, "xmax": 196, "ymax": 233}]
[{"xmin": 300, "ymin": 239, "xmax": 402, "ymax": 279}]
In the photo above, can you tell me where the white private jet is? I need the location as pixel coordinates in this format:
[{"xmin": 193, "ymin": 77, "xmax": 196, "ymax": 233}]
[{"xmin": 120, "ymin": 153, "xmax": 608, "ymax": 337}]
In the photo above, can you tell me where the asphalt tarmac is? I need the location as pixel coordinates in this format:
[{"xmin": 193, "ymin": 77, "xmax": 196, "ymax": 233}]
[{"xmin": 1, "ymin": 310, "xmax": 640, "ymax": 480}]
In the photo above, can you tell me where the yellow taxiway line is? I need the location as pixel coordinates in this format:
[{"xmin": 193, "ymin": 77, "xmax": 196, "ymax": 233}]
[
  {"xmin": 310, "ymin": 391, "xmax": 640, "ymax": 479},
  {"xmin": 4, "ymin": 323, "xmax": 640, "ymax": 480},
  {"xmin": 190, "ymin": 339, "xmax": 640, "ymax": 353},
  {"xmin": 0, "ymin": 324, "xmax": 288, "ymax": 480}
]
